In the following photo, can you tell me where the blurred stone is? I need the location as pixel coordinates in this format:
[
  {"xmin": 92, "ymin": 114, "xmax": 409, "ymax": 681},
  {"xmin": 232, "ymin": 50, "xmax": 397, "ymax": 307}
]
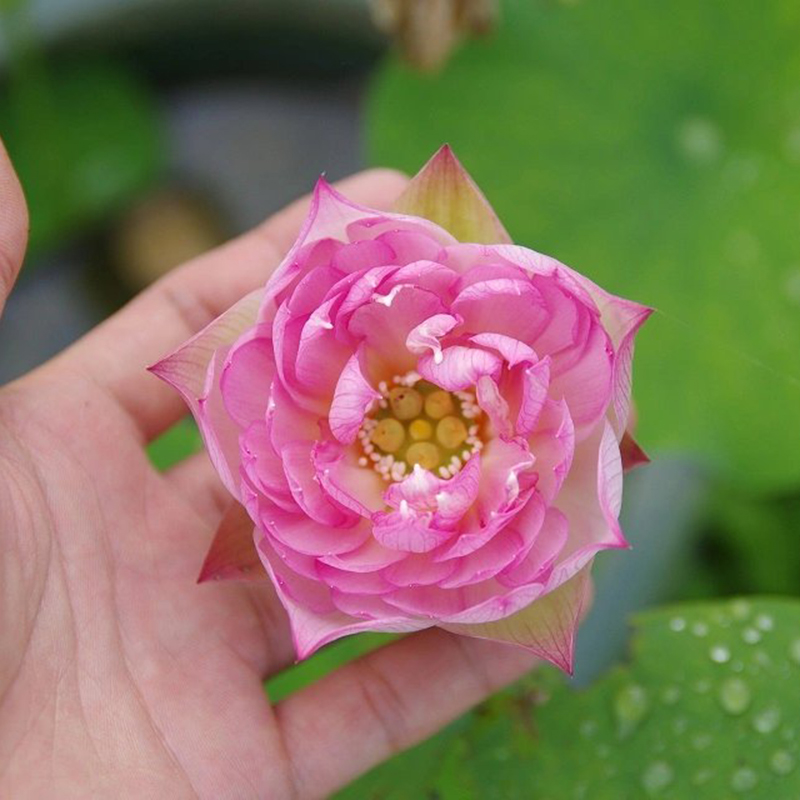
[
  {"xmin": 370, "ymin": 0, "xmax": 498, "ymax": 72},
  {"xmin": 111, "ymin": 188, "xmax": 226, "ymax": 290}
]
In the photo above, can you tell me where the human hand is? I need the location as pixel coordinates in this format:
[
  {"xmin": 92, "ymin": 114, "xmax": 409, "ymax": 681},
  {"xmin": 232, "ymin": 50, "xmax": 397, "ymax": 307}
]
[{"xmin": 0, "ymin": 140, "xmax": 537, "ymax": 799}]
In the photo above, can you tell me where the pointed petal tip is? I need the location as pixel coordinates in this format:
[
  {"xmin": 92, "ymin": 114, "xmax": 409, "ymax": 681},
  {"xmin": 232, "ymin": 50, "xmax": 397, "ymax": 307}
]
[
  {"xmin": 620, "ymin": 431, "xmax": 651, "ymax": 472},
  {"xmin": 395, "ymin": 145, "xmax": 511, "ymax": 244},
  {"xmin": 431, "ymin": 142, "xmax": 456, "ymax": 162},
  {"xmin": 196, "ymin": 502, "xmax": 265, "ymax": 583}
]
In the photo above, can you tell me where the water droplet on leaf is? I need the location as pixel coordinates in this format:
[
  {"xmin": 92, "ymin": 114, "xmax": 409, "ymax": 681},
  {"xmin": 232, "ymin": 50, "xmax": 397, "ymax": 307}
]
[
  {"xmin": 754, "ymin": 613, "xmax": 774, "ymax": 632},
  {"xmin": 742, "ymin": 627, "xmax": 761, "ymax": 644},
  {"xmin": 641, "ymin": 761, "xmax": 674, "ymax": 795},
  {"xmin": 614, "ymin": 684, "xmax": 649, "ymax": 738},
  {"xmin": 719, "ymin": 678, "xmax": 751, "ymax": 715},
  {"xmin": 752, "ymin": 705, "xmax": 781, "ymax": 734},
  {"xmin": 710, "ymin": 645, "xmax": 731, "ymax": 664},
  {"xmin": 770, "ymin": 749, "xmax": 796, "ymax": 776},
  {"xmin": 730, "ymin": 766, "xmax": 758, "ymax": 792}
]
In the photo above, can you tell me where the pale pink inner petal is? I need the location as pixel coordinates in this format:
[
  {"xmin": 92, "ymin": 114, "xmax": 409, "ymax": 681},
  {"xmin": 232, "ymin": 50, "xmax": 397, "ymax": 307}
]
[
  {"xmin": 417, "ymin": 345, "xmax": 502, "ymax": 391},
  {"xmin": 476, "ymin": 374, "xmax": 513, "ymax": 438},
  {"xmin": 406, "ymin": 313, "xmax": 461, "ymax": 364},
  {"xmin": 515, "ymin": 357, "xmax": 551, "ymax": 436},
  {"xmin": 526, "ymin": 399, "xmax": 575, "ymax": 503},
  {"xmin": 469, "ymin": 332, "xmax": 537, "ymax": 367},
  {"xmin": 328, "ymin": 348, "xmax": 381, "ymax": 444},
  {"xmin": 451, "ymin": 278, "xmax": 547, "ymax": 343},
  {"xmin": 294, "ymin": 298, "xmax": 352, "ymax": 402},
  {"xmin": 313, "ymin": 440, "xmax": 385, "ymax": 516},
  {"xmin": 379, "ymin": 260, "xmax": 460, "ymax": 301},
  {"xmin": 348, "ymin": 286, "xmax": 447, "ymax": 377}
]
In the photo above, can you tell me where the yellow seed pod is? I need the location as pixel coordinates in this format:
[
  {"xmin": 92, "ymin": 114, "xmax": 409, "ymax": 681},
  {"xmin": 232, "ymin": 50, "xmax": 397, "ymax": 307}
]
[
  {"xmin": 370, "ymin": 418, "xmax": 405, "ymax": 453},
  {"xmin": 408, "ymin": 418, "xmax": 433, "ymax": 441},
  {"xmin": 436, "ymin": 415, "xmax": 468, "ymax": 450},
  {"xmin": 406, "ymin": 441, "xmax": 441, "ymax": 470},
  {"xmin": 388, "ymin": 387, "xmax": 424, "ymax": 420},
  {"xmin": 424, "ymin": 389, "xmax": 454, "ymax": 420}
]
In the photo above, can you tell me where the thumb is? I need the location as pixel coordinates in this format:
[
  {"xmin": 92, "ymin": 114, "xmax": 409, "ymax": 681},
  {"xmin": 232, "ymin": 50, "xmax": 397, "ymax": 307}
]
[{"xmin": 0, "ymin": 137, "xmax": 29, "ymax": 319}]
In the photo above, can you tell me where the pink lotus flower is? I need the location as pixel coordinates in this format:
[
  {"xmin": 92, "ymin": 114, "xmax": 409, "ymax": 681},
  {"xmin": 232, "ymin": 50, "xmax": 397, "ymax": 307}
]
[{"xmin": 151, "ymin": 146, "xmax": 651, "ymax": 673}]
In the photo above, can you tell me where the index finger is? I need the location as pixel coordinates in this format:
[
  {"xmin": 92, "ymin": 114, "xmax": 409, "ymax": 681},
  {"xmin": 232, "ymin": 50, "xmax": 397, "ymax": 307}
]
[{"xmin": 59, "ymin": 168, "xmax": 409, "ymax": 441}]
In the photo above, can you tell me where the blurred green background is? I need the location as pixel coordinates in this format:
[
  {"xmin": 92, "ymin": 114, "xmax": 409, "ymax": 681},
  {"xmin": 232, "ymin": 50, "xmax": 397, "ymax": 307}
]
[{"xmin": 2, "ymin": 0, "xmax": 799, "ymax": 796}]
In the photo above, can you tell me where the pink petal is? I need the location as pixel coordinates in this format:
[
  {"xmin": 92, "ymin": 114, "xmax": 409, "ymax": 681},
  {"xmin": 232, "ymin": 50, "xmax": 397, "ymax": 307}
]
[
  {"xmin": 371, "ymin": 505, "xmax": 453, "ymax": 554},
  {"xmin": 219, "ymin": 325, "xmax": 275, "ymax": 428},
  {"xmin": 406, "ymin": 313, "xmax": 461, "ymax": 363},
  {"xmin": 498, "ymin": 507, "xmax": 569, "ymax": 588},
  {"xmin": 548, "ymin": 321, "xmax": 613, "ymax": 434},
  {"xmin": 469, "ymin": 332, "xmax": 537, "ymax": 367},
  {"xmin": 197, "ymin": 347, "xmax": 246, "ymax": 497},
  {"xmin": 373, "ymin": 228, "xmax": 449, "ymax": 264},
  {"xmin": 380, "ymin": 260, "xmax": 460, "ymax": 300},
  {"xmin": 525, "ymin": 399, "xmax": 575, "ymax": 503},
  {"xmin": 516, "ymin": 357, "xmax": 551, "ymax": 436},
  {"xmin": 438, "ymin": 438, "xmax": 537, "ymax": 559},
  {"xmin": 437, "ymin": 527, "xmax": 524, "ymax": 589},
  {"xmin": 383, "ymin": 578, "xmax": 544, "ymax": 624},
  {"xmin": 256, "ymin": 534, "xmax": 427, "ymax": 659},
  {"xmin": 551, "ymin": 421, "xmax": 627, "ymax": 586},
  {"xmin": 148, "ymin": 290, "xmax": 263, "ymax": 495},
  {"xmin": 197, "ymin": 502, "xmax": 266, "ymax": 583},
  {"xmin": 620, "ymin": 431, "xmax": 650, "ymax": 471},
  {"xmin": 443, "ymin": 565, "xmax": 592, "ymax": 674},
  {"xmin": 348, "ymin": 286, "xmax": 447, "ymax": 376},
  {"xmin": 281, "ymin": 440, "xmax": 355, "ymax": 528},
  {"xmin": 392, "ymin": 144, "xmax": 512, "ymax": 244},
  {"xmin": 331, "ymin": 239, "xmax": 396, "ymax": 273},
  {"xmin": 312, "ymin": 440, "xmax": 385, "ymax": 516},
  {"xmin": 149, "ymin": 288, "xmax": 263, "ymax": 399},
  {"xmin": 608, "ymin": 304, "xmax": 654, "ymax": 436},
  {"xmin": 346, "ymin": 219, "xmax": 454, "ymax": 256},
  {"xmin": 258, "ymin": 179, "xmax": 389, "ymax": 320},
  {"xmin": 318, "ymin": 537, "xmax": 407, "ymax": 572},
  {"xmin": 315, "ymin": 563, "xmax": 394, "ymax": 595},
  {"xmin": 476, "ymin": 375, "xmax": 513, "ymax": 438},
  {"xmin": 451, "ymin": 278, "xmax": 547, "ymax": 343},
  {"xmin": 384, "ymin": 457, "xmax": 481, "ymax": 528},
  {"xmin": 240, "ymin": 422, "xmax": 296, "ymax": 512},
  {"xmin": 258, "ymin": 502, "xmax": 370, "ymax": 557},
  {"xmin": 417, "ymin": 345, "xmax": 502, "ymax": 391},
  {"xmin": 294, "ymin": 297, "xmax": 352, "ymax": 401},
  {"xmin": 267, "ymin": 379, "xmax": 321, "ymax": 453},
  {"xmin": 381, "ymin": 553, "xmax": 459, "ymax": 588},
  {"xmin": 329, "ymin": 347, "xmax": 381, "ymax": 444}
]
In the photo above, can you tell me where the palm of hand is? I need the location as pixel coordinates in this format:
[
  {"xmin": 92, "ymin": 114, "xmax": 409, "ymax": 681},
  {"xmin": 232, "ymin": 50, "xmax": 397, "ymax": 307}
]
[
  {"xmin": 1, "ymin": 369, "xmax": 296, "ymax": 798},
  {"xmin": 0, "ymin": 151, "xmax": 536, "ymax": 799}
]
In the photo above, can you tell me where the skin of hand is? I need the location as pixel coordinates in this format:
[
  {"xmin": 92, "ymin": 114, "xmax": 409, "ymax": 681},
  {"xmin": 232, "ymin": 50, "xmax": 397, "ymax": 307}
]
[{"xmin": 0, "ymin": 138, "xmax": 537, "ymax": 800}]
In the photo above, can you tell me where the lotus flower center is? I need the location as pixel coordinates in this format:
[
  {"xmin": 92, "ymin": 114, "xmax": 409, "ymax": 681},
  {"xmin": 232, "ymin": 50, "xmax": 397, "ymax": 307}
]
[{"xmin": 357, "ymin": 372, "xmax": 483, "ymax": 482}]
